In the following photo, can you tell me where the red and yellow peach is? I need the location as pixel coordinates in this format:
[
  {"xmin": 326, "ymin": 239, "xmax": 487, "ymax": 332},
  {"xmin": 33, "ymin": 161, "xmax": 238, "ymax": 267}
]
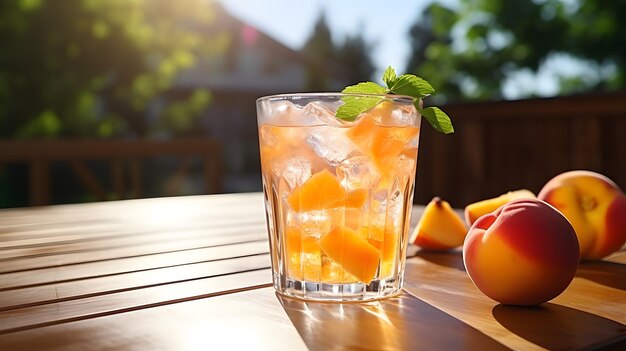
[
  {"xmin": 463, "ymin": 199, "xmax": 579, "ymax": 305},
  {"xmin": 538, "ymin": 170, "xmax": 626, "ymax": 260}
]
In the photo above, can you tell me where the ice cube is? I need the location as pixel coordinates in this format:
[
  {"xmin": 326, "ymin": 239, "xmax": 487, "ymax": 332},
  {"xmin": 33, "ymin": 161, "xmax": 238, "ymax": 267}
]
[
  {"xmin": 301, "ymin": 101, "xmax": 351, "ymax": 127},
  {"xmin": 286, "ymin": 210, "xmax": 331, "ymax": 238},
  {"xmin": 386, "ymin": 180, "xmax": 406, "ymax": 228},
  {"xmin": 275, "ymin": 156, "xmax": 313, "ymax": 189},
  {"xmin": 306, "ymin": 124, "xmax": 357, "ymax": 166},
  {"xmin": 337, "ymin": 156, "xmax": 378, "ymax": 190},
  {"xmin": 394, "ymin": 154, "xmax": 417, "ymax": 176},
  {"xmin": 389, "ymin": 103, "xmax": 419, "ymax": 126},
  {"xmin": 268, "ymin": 100, "xmax": 301, "ymax": 126},
  {"xmin": 407, "ymin": 134, "xmax": 420, "ymax": 149}
]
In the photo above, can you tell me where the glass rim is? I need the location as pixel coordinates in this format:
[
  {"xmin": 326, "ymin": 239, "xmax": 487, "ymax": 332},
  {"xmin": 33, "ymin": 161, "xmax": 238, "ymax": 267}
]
[{"xmin": 256, "ymin": 92, "xmax": 415, "ymax": 104}]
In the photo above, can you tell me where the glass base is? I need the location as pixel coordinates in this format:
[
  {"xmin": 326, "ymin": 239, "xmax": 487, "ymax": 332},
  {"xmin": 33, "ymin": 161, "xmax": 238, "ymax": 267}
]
[{"xmin": 273, "ymin": 272, "xmax": 403, "ymax": 302}]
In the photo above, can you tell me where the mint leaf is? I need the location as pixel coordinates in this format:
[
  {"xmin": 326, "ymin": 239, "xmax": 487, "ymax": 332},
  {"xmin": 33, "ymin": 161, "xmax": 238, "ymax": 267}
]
[
  {"xmin": 342, "ymin": 82, "xmax": 386, "ymax": 95},
  {"xmin": 389, "ymin": 74, "xmax": 435, "ymax": 98},
  {"xmin": 382, "ymin": 66, "xmax": 397, "ymax": 88},
  {"xmin": 336, "ymin": 96, "xmax": 384, "ymax": 121},
  {"xmin": 336, "ymin": 82, "xmax": 386, "ymax": 121},
  {"xmin": 420, "ymin": 106, "xmax": 454, "ymax": 134},
  {"xmin": 335, "ymin": 66, "xmax": 454, "ymax": 134}
]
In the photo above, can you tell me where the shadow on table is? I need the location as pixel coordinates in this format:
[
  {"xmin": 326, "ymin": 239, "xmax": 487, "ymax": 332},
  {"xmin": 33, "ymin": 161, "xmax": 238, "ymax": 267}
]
[
  {"xmin": 492, "ymin": 303, "xmax": 626, "ymax": 350},
  {"xmin": 0, "ymin": 324, "xmax": 106, "ymax": 351},
  {"xmin": 576, "ymin": 260, "xmax": 626, "ymax": 291},
  {"xmin": 413, "ymin": 250, "xmax": 466, "ymax": 271},
  {"xmin": 277, "ymin": 291, "xmax": 508, "ymax": 351}
]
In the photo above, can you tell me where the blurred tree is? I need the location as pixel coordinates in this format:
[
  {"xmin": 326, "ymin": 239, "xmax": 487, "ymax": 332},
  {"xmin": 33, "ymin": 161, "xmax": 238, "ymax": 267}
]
[
  {"xmin": 406, "ymin": 0, "xmax": 626, "ymax": 102},
  {"xmin": 407, "ymin": 3, "xmax": 462, "ymax": 103},
  {"xmin": 302, "ymin": 12, "xmax": 375, "ymax": 90},
  {"xmin": 335, "ymin": 31, "xmax": 376, "ymax": 84},
  {"xmin": 302, "ymin": 12, "xmax": 334, "ymax": 91},
  {"xmin": 0, "ymin": 0, "xmax": 225, "ymax": 139}
]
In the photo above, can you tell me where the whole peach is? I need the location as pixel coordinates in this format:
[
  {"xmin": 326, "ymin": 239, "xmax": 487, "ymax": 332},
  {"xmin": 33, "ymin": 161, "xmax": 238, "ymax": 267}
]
[
  {"xmin": 538, "ymin": 170, "xmax": 626, "ymax": 260},
  {"xmin": 463, "ymin": 199, "xmax": 579, "ymax": 305}
]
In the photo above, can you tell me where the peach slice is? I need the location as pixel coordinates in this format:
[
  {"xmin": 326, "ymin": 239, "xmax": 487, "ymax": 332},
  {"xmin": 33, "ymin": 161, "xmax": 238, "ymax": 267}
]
[
  {"xmin": 320, "ymin": 226, "xmax": 380, "ymax": 283},
  {"xmin": 464, "ymin": 189, "xmax": 536, "ymax": 226},
  {"xmin": 328, "ymin": 208, "xmax": 363, "ymax": 230},
  {"xmin": 360, "ymin": 225, "xmax": 399, "ymax": 277},
  {"xmin": 287, "ymin": 170, "xmax": 367, "ymax": 212},
  {"xmin": 411, "ymin": 197, "xmax": 468, "ymax": 250},
  {"xmin": 285, "ymin": 227, "xmax": 322, "ymax": 281}
]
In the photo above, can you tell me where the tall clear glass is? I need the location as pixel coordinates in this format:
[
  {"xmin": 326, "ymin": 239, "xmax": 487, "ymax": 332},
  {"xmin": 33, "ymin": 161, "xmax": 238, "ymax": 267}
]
[{"xmin": 256, "ymin": 93, "xmax": 421, "ymax": 301}]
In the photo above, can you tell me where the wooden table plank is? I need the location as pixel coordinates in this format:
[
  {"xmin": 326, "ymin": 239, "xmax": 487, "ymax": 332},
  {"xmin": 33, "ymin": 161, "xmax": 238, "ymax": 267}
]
[
  {"xmin": 0, "ymin": 232, "xmax": 265, "ymax": 274},
  {"xmin": 0, "ymin": 193, "xmax": 265, "ymax": 233},
  {"xmin": 0, "ymin": 216, "xmax": 264, "ymax": 248},
  {"xmin": 0, "ymin": 287, "xmax": 306, "ymax": 351},
  {"xmin": 0, "ymin": 267, "xmax": 272, "ymax": 334},
  {"xmin": 0, "ymin": 223, "xmax": 266, "ymax": 261},
  {"xmin": 0, "ymin": 252, "xmax": 271, "ymax": 311},
  {"xmin": 0, "ymin": 240, "xmax": 269, "ymax": 291}
]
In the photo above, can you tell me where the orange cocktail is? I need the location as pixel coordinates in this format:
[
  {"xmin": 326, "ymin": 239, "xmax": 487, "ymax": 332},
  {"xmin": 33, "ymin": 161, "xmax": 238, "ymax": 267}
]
[{"xmin": 257, "ymin": 93, "xmax": 421, "ymax": 301}]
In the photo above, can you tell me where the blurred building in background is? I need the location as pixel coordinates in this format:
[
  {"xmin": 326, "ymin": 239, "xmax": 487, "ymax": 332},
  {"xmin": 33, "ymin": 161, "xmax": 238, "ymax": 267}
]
[{"xmin": 171, "ymin": 5, "xmax": 350, "ymax": 192}]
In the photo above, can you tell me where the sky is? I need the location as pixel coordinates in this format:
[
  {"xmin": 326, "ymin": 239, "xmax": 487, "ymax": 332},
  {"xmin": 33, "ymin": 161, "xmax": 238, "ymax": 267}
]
[
  {"xmin": 220, "ymin": 0, "xmax": 446, "ymax": 77},
  {"xmin": 219, "ymin": 0, "xmax": 589, "ymax": 99}
]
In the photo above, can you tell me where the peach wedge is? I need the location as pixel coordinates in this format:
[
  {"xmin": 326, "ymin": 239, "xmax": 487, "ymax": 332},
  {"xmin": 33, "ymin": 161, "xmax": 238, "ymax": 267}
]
[
  {"xmin": 464, "ymin": 189, "xmax": 536, "ymax": 226},
  {"xmin": 411, "ymin": 197, "xmax": 468, "ymax": 250}
]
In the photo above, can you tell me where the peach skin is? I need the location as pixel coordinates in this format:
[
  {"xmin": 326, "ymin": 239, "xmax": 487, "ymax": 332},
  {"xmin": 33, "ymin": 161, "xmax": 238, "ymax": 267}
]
[
  {"xmin": 538, "ymin": 170, "xmax": 626, "ymax": 260},
  {"xmin": 463, "ymin": 199, "xmax": 579, "ymax": 305}
]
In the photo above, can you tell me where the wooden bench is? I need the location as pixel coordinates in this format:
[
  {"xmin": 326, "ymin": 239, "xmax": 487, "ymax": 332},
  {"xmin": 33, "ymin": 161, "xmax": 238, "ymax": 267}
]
[{"xmin": 0, "ymin": 139, "xmax": 221, "ymax": 206}]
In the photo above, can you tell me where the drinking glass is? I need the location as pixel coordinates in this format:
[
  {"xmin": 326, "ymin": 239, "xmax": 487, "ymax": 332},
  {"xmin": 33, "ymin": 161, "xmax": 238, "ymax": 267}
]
[{"xmin": 257, "ymin": 93, "xmax": 421, "ymax": 301}]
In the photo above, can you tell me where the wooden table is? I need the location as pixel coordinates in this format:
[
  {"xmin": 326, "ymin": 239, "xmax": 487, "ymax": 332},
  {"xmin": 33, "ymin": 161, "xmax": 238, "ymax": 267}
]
[{"xmin": 0, "ymin": 193, "xmax": 624, "ymax": 350}]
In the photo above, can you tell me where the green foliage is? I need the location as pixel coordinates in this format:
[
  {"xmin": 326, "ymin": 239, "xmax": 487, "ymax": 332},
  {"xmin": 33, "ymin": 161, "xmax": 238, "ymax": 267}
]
[
  {"xmin": 161, "ymin": 90, "xmax": 212, "ymax": 135},
  {"xmin": 406, "ymin": 0, "xmax": 626, "ymax": 102},
  {"xmin": 0, "ymin": 0, "xmax": 222, "ymax": 138},
  {"xmin": 302, "ymin": 13, "xmax": 376, "ymax": 91}
]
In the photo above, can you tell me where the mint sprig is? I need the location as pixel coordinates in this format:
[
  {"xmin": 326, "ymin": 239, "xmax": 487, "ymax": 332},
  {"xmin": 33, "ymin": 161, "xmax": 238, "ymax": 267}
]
[{"xmin": 335, "ymin": 66, "xmax": 454, "ymax": 134}]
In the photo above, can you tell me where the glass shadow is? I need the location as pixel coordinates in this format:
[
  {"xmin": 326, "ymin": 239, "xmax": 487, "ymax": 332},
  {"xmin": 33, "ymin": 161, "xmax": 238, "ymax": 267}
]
[{"xmin": 278, "ymin": 291, "xmax": 508, "ymax": 351}]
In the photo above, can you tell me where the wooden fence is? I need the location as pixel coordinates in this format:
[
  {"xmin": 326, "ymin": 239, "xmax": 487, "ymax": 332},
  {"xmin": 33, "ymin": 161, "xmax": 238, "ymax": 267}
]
[
  {"xmin": 0, "ymin": 139, "xmax": 221, "ymax": 207},
  {"xmin": 414, "ymin": 90, "xmax": 626, "ymax": 207}
]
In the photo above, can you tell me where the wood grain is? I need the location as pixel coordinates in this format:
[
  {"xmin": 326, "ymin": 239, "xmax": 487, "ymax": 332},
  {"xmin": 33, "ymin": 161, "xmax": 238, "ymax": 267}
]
[
  {"xmin": 0, "ymin": 193, "xmax": 625, "ymax": 350},
  {"xmin": 0, "ymin": 241, "xmax": 268, "ymax": 291},
  {"xmin": 0, "ymin": 253, "xmax": 270, "ymax": 311},
  {"xmin": 404, "ymin": 249, "xmax": 626, "ymax": 351},
  {"xmin": 0, "ymin": 287, "xmax": 306, "ymax": 351},
  {"xmin": 0, "ymin": 268, "xmax": 272, "ymax": 334}
]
